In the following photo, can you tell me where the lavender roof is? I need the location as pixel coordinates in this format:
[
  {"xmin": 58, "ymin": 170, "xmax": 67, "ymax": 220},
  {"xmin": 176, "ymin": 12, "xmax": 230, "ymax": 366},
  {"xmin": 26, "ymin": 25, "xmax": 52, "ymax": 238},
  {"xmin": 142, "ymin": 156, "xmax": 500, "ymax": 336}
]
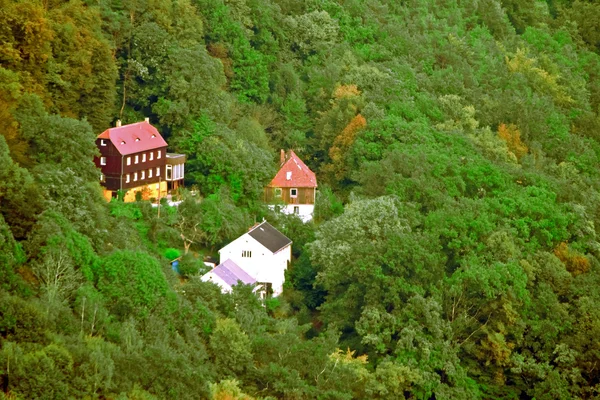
[{"xmin": 213, "ymin": 259, "xmax": 256, "ymax": 287}]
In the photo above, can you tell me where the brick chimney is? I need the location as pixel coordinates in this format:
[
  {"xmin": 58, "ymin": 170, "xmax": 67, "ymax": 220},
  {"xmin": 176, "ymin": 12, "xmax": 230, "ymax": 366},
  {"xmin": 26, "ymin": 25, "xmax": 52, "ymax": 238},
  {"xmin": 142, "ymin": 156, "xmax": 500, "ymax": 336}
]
[{"xmin": 280, "ymin": 149, "xmax": 285, "ymax": 165}]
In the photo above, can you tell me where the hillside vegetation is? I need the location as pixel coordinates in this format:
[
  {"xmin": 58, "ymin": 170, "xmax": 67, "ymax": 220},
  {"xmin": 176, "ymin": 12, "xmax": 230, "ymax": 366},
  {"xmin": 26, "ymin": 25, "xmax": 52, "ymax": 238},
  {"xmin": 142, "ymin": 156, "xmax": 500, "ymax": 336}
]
[{"xmin": 2, "ymin": 0, "xmax": 600, "ymax": 398}]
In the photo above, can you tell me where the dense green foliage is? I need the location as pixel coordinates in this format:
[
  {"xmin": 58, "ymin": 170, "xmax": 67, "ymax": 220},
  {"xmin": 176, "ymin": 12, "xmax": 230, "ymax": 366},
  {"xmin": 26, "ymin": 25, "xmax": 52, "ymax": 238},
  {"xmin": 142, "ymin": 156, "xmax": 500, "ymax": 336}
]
[{"xmin": 2, "ymin": 0, "xmax": 600, "ymax": 398}]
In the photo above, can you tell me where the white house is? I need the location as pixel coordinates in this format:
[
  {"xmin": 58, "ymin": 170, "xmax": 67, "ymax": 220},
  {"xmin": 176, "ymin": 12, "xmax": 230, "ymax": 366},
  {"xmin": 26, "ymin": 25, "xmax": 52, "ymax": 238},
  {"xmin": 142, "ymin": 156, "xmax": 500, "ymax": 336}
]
[{"xmin": 205, "ymin": 221, "xmax": 292, "ymax": 296}]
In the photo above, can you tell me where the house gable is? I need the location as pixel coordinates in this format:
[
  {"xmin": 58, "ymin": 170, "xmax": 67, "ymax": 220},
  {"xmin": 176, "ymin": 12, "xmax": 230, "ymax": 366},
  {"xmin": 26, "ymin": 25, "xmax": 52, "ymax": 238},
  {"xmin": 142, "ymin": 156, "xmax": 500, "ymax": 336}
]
[{"xmin": 267, "ymin": 150, "xmax": 317, "ymax": 189}]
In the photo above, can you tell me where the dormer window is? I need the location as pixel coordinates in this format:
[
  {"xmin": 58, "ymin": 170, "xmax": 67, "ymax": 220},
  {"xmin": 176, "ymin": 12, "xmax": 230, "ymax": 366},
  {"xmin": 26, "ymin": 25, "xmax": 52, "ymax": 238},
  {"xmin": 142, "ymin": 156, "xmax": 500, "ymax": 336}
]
[
  {"xmin": 151, "ymin": 134, "xmax": 156, "ymax": 138},
  {"xmin": 286, "ymin": 171, "xmax": 292, "ymax": 180},
  {"xmin": 121, "ymin": 141, "xmax": 126, "ymax": 145},
  {"xmin": 135, "ymin": 138, "xmax": 140, "ymax": 142}
]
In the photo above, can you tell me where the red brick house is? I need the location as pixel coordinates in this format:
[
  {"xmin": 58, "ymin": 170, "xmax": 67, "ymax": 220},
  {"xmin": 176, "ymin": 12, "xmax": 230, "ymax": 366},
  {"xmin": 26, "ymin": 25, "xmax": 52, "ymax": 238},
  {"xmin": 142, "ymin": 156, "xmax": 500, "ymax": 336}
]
[
  {"xmin": 94, "ymin": 119, "xmax": 185, "ymax": 202},
  {"xmin": 264, "ymin": 150, "xmax": 317, "ymax": 221}
]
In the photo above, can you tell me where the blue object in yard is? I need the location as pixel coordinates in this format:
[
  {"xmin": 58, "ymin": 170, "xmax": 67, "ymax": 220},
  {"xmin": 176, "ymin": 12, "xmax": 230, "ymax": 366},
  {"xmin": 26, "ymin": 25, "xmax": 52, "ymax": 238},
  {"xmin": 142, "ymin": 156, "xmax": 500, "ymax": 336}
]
[{"xmin": 171, "ymin": 260, "xmax": 180, "ymax": 274}]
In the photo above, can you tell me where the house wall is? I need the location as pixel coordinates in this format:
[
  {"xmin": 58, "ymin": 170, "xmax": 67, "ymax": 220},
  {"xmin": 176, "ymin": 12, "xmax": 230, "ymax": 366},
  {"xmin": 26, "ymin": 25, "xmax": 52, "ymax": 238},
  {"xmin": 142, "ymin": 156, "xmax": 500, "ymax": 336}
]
[
  {"xmin": 95, "ymin": 139, "xmax": 168, "ymax": 192},
  {"xmin": 264, "ymin": 187, "xmax": 315, "ymax": 205},
  {"xmin": 269, "ymin": 204, "xmax": 314, "ymax": 222},
  {"xmin": 219, "ymin": 234, "xmax": 291, "ymax": 296},
  {"xmin": 201, "ymin": 271, "xmax": 233, "ymax": 293},
  {"xmin": 122, "ymin": 181, "xmax": 167, "ymax": 203}
]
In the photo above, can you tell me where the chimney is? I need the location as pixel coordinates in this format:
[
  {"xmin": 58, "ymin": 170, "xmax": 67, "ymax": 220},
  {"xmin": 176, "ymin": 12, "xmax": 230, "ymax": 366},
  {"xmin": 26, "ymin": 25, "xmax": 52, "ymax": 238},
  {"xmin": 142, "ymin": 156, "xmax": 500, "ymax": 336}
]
[
  {"xmin": 280, "ymin": 149, "xmax": 285, "ymax": 165},
  {"xmin": 144, "ymin": 117, "xmax": 150, "ymax": 123},
  {"xmin": 116, "ymin": 119, "xmax": 122, "ymax": 127}
]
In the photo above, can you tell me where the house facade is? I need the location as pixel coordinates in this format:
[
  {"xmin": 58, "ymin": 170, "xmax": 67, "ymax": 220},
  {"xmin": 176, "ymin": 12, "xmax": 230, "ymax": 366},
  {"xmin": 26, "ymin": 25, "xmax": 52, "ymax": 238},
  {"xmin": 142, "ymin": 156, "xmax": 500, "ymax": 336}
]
[
  {"xmin": 264, "ymin": 150, "xmax": 317, "ymax": 222},
  {"xmin": 94, "ymin": 119, "xmax": 185, "ymax": 202},
  {"xmin": 206, "ymin": 221, "xmax": 292, "ymax": 297}
]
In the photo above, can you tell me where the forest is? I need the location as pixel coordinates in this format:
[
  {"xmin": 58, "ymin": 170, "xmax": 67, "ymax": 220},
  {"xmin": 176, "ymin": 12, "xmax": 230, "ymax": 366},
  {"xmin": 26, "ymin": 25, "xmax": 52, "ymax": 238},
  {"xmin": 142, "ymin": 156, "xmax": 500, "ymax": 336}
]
[{"xmin": 2, "ymin": 0, "xmax": 600, "ymax": 398}]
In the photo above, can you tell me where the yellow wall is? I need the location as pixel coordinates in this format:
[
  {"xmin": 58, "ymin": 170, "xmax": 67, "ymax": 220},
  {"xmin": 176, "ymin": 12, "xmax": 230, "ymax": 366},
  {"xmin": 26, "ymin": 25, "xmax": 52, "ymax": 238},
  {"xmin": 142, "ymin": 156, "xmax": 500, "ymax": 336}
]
[
  {"xmin": 102, "ymin": 189, "xmax": 113, "ymax": 202},
  {"xmin": 123, "ymin": 181, "xmax": 168, "ymax": 203}
]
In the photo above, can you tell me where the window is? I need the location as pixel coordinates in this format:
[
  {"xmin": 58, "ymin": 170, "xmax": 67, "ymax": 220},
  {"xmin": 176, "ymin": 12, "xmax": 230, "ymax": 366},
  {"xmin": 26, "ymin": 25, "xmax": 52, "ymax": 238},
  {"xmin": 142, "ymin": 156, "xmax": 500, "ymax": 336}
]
[
  {"xmin": 141, "ymin": 170, "xmax": 145, "ymax": 180},
  {"xmin": 156, "ymin": 167, "xmax": 160, "ymax": 176},
  {"xmin": 166, "ymin": 165, "xmax": 172, "ymax": 180},
  {"xmin": 150, "ymin": 152, "xmax": 154, "ymax": 161},
  {"xmin": 135, "ymin": 155, "xmax": 139, "ymax": 164},
  {"xmin": 294, "ymin": 206, "xmax": 300, "ymax": 214},
  {"xmin": 100, "ymin": 174, "xmax": 105, "ymax": 182},
  {"xmin": 126, "ymin": 174, "xmax": 130, "ymax": 183},
  {"xmin": 290, "ymin": 188, "xmax": 298, "ymax": 198},
  {"xmin": 135, "ymin": 138, "xmax": 140, "ymax": 142},
  {"xmin": 100, "ymin": 139, "xmax": 106, "ymax": 146},
  {"xmin": 127, "ymin": 157, "xmax": 131, "ymax": 165},
  {"xmin": 134, "ymin": 172, "xmax": 138, "ymax": 181},
  {"xmin": 242, "ymin": 250, "xmax": 252, "ymax": 258},
  {"xmin": 100, "ymin": 156, "xmax": 106, "ymax": 166},
  {"xmin": 148, "ymin": 168, "xmax": 153, "ymax": 178},
  {"xmin": 275, "ymin": 188, "xmax": 282, "ymax": 197},
  {"xmin": 286, "ymin": 171, "xmax": 292, "ymax": 180},
  {"xmin": 157, "ymin": 150, "xmax": 162, "ymax": 159},
  {"xmin": 142, "ymin": 153, "xmax": 146, "ymax": 162}
]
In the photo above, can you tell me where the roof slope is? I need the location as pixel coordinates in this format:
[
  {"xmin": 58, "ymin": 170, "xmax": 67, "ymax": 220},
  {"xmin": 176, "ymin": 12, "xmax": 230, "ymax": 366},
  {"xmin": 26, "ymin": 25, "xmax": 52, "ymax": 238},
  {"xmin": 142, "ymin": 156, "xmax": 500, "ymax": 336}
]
[
  {"xmin": 212, "ymin": 259, "xmax": 256, "ymax": 286},
  {"xmin": 97, "ymin": 121, "xmax": 168, "ymax": 155},
  {"xmin": 248, "ymin": 221, "xmax": 292, "ymax": 253},
  {"xmin": 268, "ymin": 150, "xmax": 317, "ymax": 188}
]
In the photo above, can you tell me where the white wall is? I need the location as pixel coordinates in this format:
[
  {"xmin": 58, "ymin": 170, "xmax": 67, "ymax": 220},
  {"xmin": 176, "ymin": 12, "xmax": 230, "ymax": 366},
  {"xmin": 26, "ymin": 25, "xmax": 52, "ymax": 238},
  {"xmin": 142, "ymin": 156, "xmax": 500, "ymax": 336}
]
[
  {"xmin": 219, "ymin": 234, "xmax": 291, "ymax": 296},
  {"xmin": 201, "ymin": 271, "xmax": 233, "ymax": 293},
  {"xmin": 269, "ymin": 204, "xmax": 314, "ymax": 222}
]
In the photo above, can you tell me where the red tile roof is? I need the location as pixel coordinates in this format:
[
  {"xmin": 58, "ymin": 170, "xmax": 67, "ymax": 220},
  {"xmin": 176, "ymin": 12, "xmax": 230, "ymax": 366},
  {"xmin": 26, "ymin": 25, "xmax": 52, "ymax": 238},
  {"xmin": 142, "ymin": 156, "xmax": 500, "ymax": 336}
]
[
  {"xmin": 268, "ymin": 150, "xmax": 317, "ymax": 188},
  {"xmin": 97, "ymin": 121, "xmax": 167, "ymax": 155}
]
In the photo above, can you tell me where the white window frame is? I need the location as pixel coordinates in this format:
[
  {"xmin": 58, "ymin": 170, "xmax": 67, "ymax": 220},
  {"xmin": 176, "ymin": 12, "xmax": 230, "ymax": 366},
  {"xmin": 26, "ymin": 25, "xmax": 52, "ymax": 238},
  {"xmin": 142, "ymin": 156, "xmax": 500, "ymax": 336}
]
[
  {"xmin": 142, "ymin": 153, "xmax": 146, "ymax": 162},
  {"xmin": 100, "ymin": 139, "xmax": 106, "ymax": 146},
  {"xmin": 100, "ymin": 156, "xmax": 106, "ymax": 166},
  {"xmin": 126, "ymin": 174, "xmax": 130, "ymax": 183},
  {"xmin": 135, "ymin": 155, "xmax": 139, "ymax": 164},
  {"xmin": 290, "ymin": 188, "xmax": 298, "ymax": 198},
  {"xmin": 148, "ymin": 168, "xmax": 153, "ymax": 178},
  {"xmin": 141, "ymin": 170, "xmax": 145, "ymax": 180},
  {"xmin": 134, "ymin": 172, "xmax": 138, "ymax": 181},
  {"xmin": 156, "ymin": 167, "xmax": 160, "ymax": 176},
  {"xmin": 100, "ymin": 174, "xmax": 105, "ymax": 182},
  {"xmin": 157, "ymin": 150, "xmax": 162, "ymax": 159},
  {"xmin": 274, "ymin": 188, "xmax": 282, "ymax": 197},
  {"xmin": 127, "ymin": 156, "xmax": 131, "ymax": 166}
]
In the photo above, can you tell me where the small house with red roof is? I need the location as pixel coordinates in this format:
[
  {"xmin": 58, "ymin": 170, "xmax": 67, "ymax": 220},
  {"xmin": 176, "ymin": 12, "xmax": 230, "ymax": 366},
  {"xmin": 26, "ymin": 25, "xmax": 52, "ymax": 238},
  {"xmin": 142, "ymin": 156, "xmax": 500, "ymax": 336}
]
[
  {"xmin": 94, "ymin": 119, "xmax": 185, "ymax": 202},
  {"xmin": 264, "ymin": 150, "xmax": 317, "ymax": 221}
]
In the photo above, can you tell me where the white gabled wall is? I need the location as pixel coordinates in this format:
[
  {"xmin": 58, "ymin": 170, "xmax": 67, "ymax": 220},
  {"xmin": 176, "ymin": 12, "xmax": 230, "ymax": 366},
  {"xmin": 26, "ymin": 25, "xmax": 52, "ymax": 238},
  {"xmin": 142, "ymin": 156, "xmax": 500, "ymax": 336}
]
[
  {"xmin": 219, "ymin": 233, "xmax": 291, "ymax": 296},
  {"xmin": 201, "ymin": 271, "xmax": 233, "ymax": 293}
]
